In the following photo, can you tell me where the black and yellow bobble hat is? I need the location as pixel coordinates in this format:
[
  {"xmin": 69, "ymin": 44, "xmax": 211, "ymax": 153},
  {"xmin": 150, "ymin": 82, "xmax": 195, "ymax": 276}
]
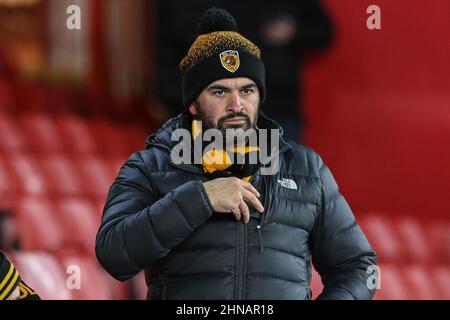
[
  {"xmin": 180, "ymin": 7, "xmax": 266, "ymax": 108},
  {"xmin": 0, "ymin": 251, "xmax": 40, "ymax": 300}
]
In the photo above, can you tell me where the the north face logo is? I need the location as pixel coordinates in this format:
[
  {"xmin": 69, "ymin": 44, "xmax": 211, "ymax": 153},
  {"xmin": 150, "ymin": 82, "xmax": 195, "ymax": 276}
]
[
  {"xmin": 277, "ymin": 178, "xmax": 298, "ymax": 190},
  {"xmin": 219, "ymin": 50, "xmax": 240, "ymax": 73}
]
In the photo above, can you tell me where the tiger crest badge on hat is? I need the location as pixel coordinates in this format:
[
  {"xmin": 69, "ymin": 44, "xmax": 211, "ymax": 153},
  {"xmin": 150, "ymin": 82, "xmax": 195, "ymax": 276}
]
[{"xmin": 219, "ymin": 50, "xmax": 240, "ymax": 73}]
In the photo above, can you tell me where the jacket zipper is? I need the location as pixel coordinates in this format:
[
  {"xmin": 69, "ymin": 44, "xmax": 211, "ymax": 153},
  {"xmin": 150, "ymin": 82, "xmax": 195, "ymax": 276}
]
[
  {"xmin": 256, "ymin": 174, "xmax": 270, "ymax": 254},
  {"xmin": 256, "ymin": 225, "xmax": 264, "ymax": 253},
  {"xmin": 236, "ymin": 221, "xmax": 247, "ymax": 299},
  {"xmin": 248, "ymin": 172, "xmax": 264, "ymax": 254}
]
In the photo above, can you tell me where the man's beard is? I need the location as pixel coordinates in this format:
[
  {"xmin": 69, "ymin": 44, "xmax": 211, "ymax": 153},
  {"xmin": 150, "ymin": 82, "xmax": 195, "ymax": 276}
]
[
  {"xmin": 195, "ymin": 102, "xmax": 258, "ymax": 134},
  {"xmin": 193, "ymin": 102, "xmax": 260, "ymax": 162}
]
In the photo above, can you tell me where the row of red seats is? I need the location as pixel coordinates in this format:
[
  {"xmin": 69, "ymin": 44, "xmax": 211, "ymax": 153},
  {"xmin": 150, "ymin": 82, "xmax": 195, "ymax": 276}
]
[
  {"xmin": 0, "ymin": 151, "xmax": 122, "ymax": 208},
  {"xmin": 11, "ymin": 196, "xmax": 100, "ymax": 254},
  {"xmin": 310, "ymin": 263, "xmax": 450, "ymax": 300},
  {"xmin": 13, "ymin": 248, "xmax": 449, "ymax": 300},
  {"xmin": 8, "ymin": 248, "xmax": 450, "ymax": 300},
  {"xmin": 7, "ymin": 250, "xmax": 137, "ymax": 300},
  {"xmin": 309, "ymin": 213, "xmax": 450, "ymax": 299},
  {"xmin": 0, "ymin": 111, "xmax": 149, "ymax": 156},
  {"xmin": 359, "ymin": 214, "xmax": 450, "ymax": 264}
]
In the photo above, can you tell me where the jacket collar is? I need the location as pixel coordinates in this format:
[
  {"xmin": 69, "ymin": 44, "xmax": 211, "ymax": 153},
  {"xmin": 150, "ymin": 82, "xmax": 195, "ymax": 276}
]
[{"xmin": 145, "ymin": 110, "xmax": 291, "ymax": 174}]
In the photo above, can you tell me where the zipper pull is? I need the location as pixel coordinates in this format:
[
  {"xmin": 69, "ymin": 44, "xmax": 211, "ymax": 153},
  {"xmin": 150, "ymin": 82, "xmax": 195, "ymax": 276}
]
[{"xmin": 256, "ymin": 225, "xmax": 264, "ymax": 253}]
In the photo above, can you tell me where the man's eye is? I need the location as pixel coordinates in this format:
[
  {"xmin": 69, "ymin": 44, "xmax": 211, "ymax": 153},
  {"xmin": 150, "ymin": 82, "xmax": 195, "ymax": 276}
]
[
  {"xmin": 242, "ymin": 88, "xmax": 254, "ymax": 95},
  {"xmin": 214, "ymin": 90, "xmax": 225, "ymax": 96}
]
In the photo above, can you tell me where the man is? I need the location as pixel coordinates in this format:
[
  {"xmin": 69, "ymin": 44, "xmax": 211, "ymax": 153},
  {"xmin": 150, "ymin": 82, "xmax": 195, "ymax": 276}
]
[
  {"xmin": 96, "ymin": 8, "xmax": 376, "ymax": 300},
  {"xmin": 155, "ymin": 0, "xmax": 333, "ymax": 142},
  {"xmin": 0, "ymin": 251, "xmax": 40, "ymax": 300}
]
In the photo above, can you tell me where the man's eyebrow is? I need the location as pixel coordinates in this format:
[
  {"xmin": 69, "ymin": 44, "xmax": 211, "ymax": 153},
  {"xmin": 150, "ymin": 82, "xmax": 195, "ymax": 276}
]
[
  {"xmin": 240, "ymin": 83, "xmax": 257, "ymax": 89},
  {"xmin": 206, "ymin": 83, "xmax": 256, "ymax": 91},
  {"xmin": 207, "ymin": 84, "xmax": 230, "ymax": 91}
]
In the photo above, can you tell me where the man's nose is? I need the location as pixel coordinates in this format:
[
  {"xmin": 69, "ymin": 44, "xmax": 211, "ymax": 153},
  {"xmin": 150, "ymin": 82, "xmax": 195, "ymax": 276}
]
[{"xmin": 227, "ymin": 92, "xmax": 243, "ymax": 113}]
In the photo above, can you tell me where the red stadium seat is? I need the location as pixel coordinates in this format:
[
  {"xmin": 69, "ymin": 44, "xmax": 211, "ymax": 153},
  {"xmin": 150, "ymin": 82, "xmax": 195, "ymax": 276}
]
[
  {"xmin": 57, "ymin": 253, "xmax": 113, "ymax": 300},
  {"xmin": 39, "ymin": 153, "xmax": 83, "ymax": 196},
  {"xmin": 0, "ymin": 155, "xmax": 17, "ymax": 207},
  {"xmin": 403, "ymin": 264, "xmax": 440, "ymax": 300},
  {"xmin": 432, "ymin": 265, "xmax": 450, "ymax": 300},
  {"xmin": 0, "ymin": 113, "xmax": 25, "ymax": 151},
  {"xmin": 76, "ymin": 155, "xmax": 115, "ymax": 199},
  {"xmin": 426, "ymin": 220, "xmax": 450, "ymax": 264},
  {"xmin": 375, "ymin": 263, "xmax": 450, "ymax": 300},
  {"xmin": 14, "ymin": 197, "xmax": 65, "ymax": 251},
  {"xmin": 19, "ymin": 112, "xmax": 63, "ymax": 152},
  {"xmin": 393, "ymin": 216, "xmax": 432, "ymax": 263},
  {"xmin": 9, "ymin": 251, "xmax": 72, "ymax": 300},
  {"xmin": 54, "ymin": 114, "xmax": 99, "ymax": 155},
  {"xmin": 359, "ymin": 214, "xmax": 403, "ymax": 263},
  {"xmin": 374, "ymin": 264, "xmax": 410, "ymax": 300},
  {"xmin": 360, "ymin": 214, "xmax": 449, "ymax": 265},
  {"xmin": 56, "ymin": 197, "xmax": 99, "ymax": 254},
  {"xmin": 7, "ymin": 152, "xmax": 48, "ymax": 195}
]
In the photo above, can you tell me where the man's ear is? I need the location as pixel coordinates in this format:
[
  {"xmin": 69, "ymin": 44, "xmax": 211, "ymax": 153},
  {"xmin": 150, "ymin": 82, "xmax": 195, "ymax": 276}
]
[{"xmin": 189, "ymin": 102, "xmax": 198, "ymax": 116}]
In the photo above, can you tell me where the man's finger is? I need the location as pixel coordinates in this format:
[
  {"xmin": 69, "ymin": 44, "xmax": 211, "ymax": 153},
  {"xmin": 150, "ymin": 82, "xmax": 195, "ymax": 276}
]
[
  {"xmin": 231, "ymin": 206, "xmax": 241, "ymax": 221},
  {"xmin": 238, "ymin": 180, "xmax": 260, "ymax": 197},
  {"xmin": 241, "ymin": 187, "xmax": 264, "ymax": 213},
  {"xmin": 239, "ymin": 200, "xmax": 250, "ymax": 224}
]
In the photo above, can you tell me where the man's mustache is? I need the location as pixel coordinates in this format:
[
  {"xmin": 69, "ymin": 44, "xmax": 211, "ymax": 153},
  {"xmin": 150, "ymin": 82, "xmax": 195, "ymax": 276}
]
[{"xmin": 219, "ymin": 112, "xmax": 251, "ymax": 123}]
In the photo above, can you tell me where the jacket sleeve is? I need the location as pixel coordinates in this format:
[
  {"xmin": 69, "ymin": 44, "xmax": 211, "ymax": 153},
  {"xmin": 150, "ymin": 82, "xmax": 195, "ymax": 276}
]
[
  {"xmin": 95, "ymin": 152, "xmax": 214, "ymax": 281},
  {"xmin": 311, "ymin": 155, "xmax": 377, "ymax": 300}
]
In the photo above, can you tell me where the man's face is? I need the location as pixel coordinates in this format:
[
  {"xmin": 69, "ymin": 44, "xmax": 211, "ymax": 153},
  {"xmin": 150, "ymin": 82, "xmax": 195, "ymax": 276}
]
[{"xmin": 189, "ymin": 77, "xmax": 260, "ymax": 133}]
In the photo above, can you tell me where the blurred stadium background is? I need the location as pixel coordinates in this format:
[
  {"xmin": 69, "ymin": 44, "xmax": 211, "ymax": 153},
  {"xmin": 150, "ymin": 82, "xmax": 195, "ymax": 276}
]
[{"xmin": 0, "ymin": 0, "xmax": 449, "ymax": 299}]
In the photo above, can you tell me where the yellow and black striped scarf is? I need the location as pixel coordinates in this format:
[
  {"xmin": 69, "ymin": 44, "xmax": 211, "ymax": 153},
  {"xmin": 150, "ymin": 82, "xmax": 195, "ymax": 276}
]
[
  {"xmin": 192, "ymin": 119, "xmax": 260, "ymax": 181},
  {"xmin": 0, "ymin": 252, "xmax": 40, "ymax": 300}
]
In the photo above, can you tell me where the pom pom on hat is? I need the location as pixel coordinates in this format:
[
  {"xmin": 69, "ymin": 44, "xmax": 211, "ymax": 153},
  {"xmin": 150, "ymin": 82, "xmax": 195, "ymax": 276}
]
[{"xmin": 196, "ymin": 7, "xmax": 238, "ymax": 35}]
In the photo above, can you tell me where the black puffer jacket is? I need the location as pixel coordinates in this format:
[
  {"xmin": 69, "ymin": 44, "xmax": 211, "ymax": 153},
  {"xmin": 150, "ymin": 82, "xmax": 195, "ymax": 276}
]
[{"xmin": 95, "ymin": 112, "xmax": 377, "ymax": 300}]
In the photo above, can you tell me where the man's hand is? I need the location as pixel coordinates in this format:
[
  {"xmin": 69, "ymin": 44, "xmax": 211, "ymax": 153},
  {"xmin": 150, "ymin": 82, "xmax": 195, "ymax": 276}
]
[{"xmin": 203, "ymin": 177, "xmax": 264, "ymax": 223}]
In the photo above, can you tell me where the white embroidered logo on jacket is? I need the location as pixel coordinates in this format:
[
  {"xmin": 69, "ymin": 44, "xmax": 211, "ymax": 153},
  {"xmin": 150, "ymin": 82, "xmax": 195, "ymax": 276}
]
[{"xmin": 277, "ymin": 178, "xmax": 298, "ymax": 190}]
